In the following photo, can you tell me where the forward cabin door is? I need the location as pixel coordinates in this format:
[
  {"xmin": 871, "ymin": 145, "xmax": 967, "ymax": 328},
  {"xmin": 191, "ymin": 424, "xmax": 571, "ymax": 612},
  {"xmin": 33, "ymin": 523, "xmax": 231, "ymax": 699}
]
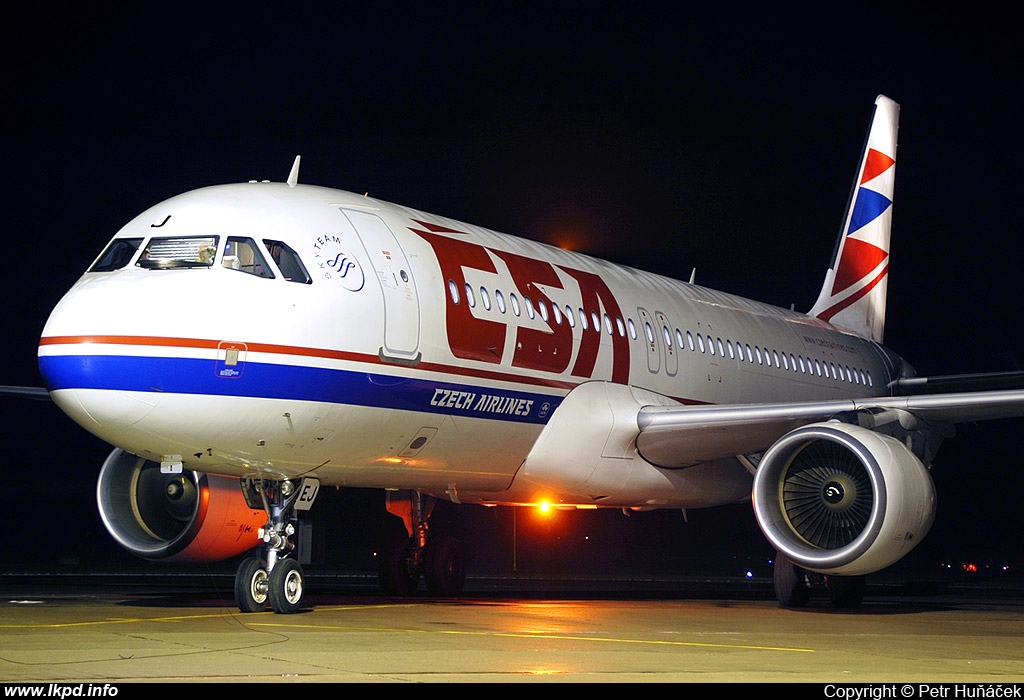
[{"xmin": 341, "ymin": 209, "xmax": 422, "ymax": 363}]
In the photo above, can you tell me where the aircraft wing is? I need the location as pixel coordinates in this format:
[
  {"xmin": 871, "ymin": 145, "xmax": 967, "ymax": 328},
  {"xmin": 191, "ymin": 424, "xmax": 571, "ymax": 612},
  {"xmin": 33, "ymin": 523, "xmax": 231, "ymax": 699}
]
[
  {"xmin": 635, "ymin": 386, "xmax": 1024, "ymax": 468},
  {"xmin": 0, "ymin": 385, "xmax": 51, "ymax": 400}
]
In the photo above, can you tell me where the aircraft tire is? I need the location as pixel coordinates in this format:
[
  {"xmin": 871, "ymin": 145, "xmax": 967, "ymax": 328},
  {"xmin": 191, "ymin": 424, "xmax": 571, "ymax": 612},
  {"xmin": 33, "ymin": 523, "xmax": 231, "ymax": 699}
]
[
  {"xmin": 425, "ymin": 534, "xmax": 466, "ymax": 597},
  {"xmin": 268, "ymin": 558, "xmax": 304, "ymax": 614},
  {"xmin": 378, "ymin": 536, "xmax": 420, "ymax": 596},
  {"xmin": 773, "ymin": 551, "xmax": 811, "ymax": 608},
  {"xmin": 234, "ymin": 557, "xmax": 269, "ymax": 613}
]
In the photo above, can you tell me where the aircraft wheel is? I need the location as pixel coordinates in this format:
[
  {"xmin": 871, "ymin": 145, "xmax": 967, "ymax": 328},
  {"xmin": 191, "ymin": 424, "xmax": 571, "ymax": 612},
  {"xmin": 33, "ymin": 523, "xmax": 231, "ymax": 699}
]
[
  {"xmin": 773, "ymin": 551, "xmax": 811, "ymax": 608},
  {"xmin": 826, "ymin": 574, "xmax": 865, "ymax": 609},
  {"xmin": 268, "ymin": 558, "xmax": 304, "ymax": 614},
  {"xmin": 425, "ymin": 534, "xmax": 466, "ymax": 596},
  {"xmin": 234, "ymin": 557, "xmax": 269, "ymax": 613},
  {"xmin": 378, "ymin": 536, "xmax": 420, "ymax": 596}
]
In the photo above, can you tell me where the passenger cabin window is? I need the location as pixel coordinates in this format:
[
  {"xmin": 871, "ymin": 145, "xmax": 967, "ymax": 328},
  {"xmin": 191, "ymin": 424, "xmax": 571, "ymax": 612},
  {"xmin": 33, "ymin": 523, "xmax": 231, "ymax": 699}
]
[
  {"xmin": 264, "ymin": 239, "xmax": 312, "ymax": 284},
  {"xmin": 90, "ymin": 238, "xmax": 142, "ymax": 272},
  {"xmin": 137, "ymin": 236, "xmax": 219, "ymax": 269},
  {"xmin": 222, "ymin": 237, "xmax": 273, "ymax": 278}
]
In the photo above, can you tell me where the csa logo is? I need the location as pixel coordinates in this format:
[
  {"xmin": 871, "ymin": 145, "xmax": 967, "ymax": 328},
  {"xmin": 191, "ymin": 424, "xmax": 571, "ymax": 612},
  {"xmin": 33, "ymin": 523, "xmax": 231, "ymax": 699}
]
[{"xmin": 314, "ymin": 234, "xmax": 365, "ymax": 291}]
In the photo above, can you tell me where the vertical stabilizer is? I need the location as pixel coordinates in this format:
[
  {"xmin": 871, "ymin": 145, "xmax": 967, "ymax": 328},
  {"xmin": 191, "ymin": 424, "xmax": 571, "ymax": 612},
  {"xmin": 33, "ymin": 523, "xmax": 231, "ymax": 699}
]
[{"xmin": 808, "ymin": 95, "xmax": 899, "ymax": 342}]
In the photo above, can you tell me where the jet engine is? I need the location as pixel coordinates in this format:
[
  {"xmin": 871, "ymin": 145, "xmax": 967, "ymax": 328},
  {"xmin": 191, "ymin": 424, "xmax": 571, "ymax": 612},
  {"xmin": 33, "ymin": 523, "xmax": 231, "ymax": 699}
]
[
  {"xmin": 752, "ymin": 421, "xmax": 936, "ymax": 576},
  {"xmin": 96, "ymin": 448, "xmax": 266, "ymax": 562}
]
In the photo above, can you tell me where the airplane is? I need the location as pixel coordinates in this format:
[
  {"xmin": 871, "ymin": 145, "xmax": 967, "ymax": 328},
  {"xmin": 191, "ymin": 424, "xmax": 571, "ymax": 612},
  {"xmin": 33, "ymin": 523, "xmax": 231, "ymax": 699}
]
[{"xmin": 17, "ymin": 94, "xmax": 1024, "ymax": 614}]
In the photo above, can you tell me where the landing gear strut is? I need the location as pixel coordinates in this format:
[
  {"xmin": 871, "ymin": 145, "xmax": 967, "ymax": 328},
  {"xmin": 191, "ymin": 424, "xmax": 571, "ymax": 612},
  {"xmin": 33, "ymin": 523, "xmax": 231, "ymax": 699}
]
[
  {"xmin": 378, "ymin": 490, "xmax": 466, "ymax": 597},
  {"xmin": 233, "ymin": 476, "xmax": 318, "ymax": 614}
]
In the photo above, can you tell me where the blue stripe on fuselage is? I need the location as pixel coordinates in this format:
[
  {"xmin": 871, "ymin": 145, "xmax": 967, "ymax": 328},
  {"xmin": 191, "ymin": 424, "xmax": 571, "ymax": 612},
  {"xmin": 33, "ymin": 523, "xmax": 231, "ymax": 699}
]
[{"xmin": 38, "ymin": 355, "xmax": 561, "ymax": 424}]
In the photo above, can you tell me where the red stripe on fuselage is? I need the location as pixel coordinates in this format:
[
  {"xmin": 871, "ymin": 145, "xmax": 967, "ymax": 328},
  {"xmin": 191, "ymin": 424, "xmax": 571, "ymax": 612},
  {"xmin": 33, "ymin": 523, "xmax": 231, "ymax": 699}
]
[{"xmin": 38, "ymin": 334, "xmax": 582, "ymax": 391}]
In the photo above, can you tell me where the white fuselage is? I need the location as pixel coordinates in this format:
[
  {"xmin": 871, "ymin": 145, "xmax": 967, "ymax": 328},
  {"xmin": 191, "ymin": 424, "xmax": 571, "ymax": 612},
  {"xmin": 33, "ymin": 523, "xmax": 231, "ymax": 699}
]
[{"xmin": 39, "ymin": 182, "xmax": 906, "ymax": 509}]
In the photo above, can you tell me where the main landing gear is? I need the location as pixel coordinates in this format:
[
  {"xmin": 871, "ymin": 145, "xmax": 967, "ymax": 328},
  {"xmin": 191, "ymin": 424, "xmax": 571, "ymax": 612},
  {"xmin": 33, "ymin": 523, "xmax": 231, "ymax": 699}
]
[
  {"xmin": 233, "ymin": 476, "xmax": 319, "ymax": 614},
  {"xmin": 378, "ymin": 490, "xmax": 467, "ymax": 597},
  {"xmin": 773, "ymin": 551, "xmax": 866, "ymax": 609}
]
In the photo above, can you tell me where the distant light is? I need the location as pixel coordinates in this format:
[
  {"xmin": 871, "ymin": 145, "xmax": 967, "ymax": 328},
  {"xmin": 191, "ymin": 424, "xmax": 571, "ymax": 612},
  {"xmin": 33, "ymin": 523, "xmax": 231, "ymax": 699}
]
[
  {"xmin": 549, "ymin": 229, "xmax": 584, "ymax": 252},
  {"xmin": 539, "ymin": 501, "xmax": 551, "ymax": 513},
  {"xmin": 745, "ymin": 570, "xmax": 754, "ymax": 579}
]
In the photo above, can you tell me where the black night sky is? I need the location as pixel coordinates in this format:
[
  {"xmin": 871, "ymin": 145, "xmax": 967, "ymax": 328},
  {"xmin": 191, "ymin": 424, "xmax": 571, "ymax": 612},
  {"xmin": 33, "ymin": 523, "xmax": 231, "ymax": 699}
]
[{"xmin": 2, "ymin": 6, "xmax": 1022, "ymax": 578}]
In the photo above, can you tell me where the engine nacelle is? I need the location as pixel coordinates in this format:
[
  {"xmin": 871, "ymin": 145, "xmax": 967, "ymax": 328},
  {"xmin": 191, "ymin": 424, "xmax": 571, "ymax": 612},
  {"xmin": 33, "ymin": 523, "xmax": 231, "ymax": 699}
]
[
  {"xmin": 752, "ymin": 422, "xmax": 936, "ymax": 576},
  {"xmin": 96, "ymin": 448, "xmax": 266, "ymax": 562}
]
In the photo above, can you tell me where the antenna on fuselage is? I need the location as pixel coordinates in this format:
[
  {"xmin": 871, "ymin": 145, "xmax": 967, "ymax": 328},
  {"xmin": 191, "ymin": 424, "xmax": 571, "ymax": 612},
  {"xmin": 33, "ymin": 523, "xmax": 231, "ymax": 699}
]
[
  {"xmin": 287, "ymin": 155, "xmax": 301, "ymax": 187},
  {"xmin": 689, "ymin": 268, "xmax": 696, "ymax": 284}
]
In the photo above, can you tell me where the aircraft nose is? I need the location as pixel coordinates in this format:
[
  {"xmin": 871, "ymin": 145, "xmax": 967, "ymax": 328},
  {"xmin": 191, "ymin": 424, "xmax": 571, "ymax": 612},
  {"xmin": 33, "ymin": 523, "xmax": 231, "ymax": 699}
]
[
  {"xmin": 46, "ymin": 385, "xmax": 159, "ymax": 437},
  {"xmin": 38, "ymin": 276, "xmax": 162, "ymax": 435}
]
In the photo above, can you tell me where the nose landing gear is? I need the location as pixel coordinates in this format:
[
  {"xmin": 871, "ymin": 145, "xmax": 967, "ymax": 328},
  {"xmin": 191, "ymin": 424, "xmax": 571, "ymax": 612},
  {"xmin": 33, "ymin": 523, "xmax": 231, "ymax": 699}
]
[{"xmin": 233, "ymin": 476, "xmax": 319, "ymax": 614}]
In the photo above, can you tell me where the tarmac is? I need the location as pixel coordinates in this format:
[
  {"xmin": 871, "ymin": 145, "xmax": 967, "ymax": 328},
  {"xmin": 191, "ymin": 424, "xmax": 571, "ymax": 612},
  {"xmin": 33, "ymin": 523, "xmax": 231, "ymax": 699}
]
[{"xmin": 2, "ymin": 567, "xmax": 1023, "ymax": 684}]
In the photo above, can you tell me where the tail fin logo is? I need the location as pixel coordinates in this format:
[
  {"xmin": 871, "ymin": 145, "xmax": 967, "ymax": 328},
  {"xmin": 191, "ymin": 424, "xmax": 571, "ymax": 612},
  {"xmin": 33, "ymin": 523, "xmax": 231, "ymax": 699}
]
[
  {"xmin": 830, "ymin": 148, "xmax": 894, "ymax": 295},
  {"xmin": 809, "ymin": 95, "xmax": 899, "ymax": 343}
]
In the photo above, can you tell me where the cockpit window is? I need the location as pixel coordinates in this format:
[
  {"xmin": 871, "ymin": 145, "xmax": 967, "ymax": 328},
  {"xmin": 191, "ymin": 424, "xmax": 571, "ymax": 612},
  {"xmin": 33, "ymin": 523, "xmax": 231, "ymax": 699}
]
[
  {"xmin": 222, "ymin": 237, "xmax": 274, "ymax": 278},
  {"xmin": 89, "ymin": 238, "xmax": 143, "ymax": 272},
  {"xmin": 137, "ymin": 236, "xmax": 219, "ymax": 269},
  {"xmin": 264, "ymin": 239, "xmax": 312, "ymax": 284}
]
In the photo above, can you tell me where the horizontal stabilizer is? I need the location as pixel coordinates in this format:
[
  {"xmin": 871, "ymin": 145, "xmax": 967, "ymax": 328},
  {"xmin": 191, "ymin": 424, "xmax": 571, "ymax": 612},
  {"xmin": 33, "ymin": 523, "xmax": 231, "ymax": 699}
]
[{"xmin": 889, "ymin": 371, "xmax": 1024, "ymax": 395}]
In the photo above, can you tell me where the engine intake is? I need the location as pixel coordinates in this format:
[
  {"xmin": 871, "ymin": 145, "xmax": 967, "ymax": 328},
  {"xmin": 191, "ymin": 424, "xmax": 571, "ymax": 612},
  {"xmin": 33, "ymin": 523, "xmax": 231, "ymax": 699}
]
[
  {"xmin": 752, "ymin": 422, "xmax": 936, "ymax": 576},
  {"xmin": 96, "ymin": 448, "xmax": 266, "ymax": 562}
]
